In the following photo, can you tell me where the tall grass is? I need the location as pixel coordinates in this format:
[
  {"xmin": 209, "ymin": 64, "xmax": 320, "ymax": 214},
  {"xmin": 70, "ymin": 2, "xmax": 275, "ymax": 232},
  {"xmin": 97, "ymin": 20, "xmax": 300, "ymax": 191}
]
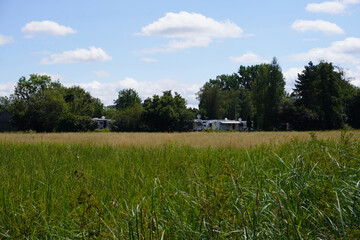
[
  {"xmin": 0, "ymin": 133, "xmax": 359, "ymax": 239},
  {"xmin": 1, "ymin": 130, "xmax": 360, "ymax": 148}
]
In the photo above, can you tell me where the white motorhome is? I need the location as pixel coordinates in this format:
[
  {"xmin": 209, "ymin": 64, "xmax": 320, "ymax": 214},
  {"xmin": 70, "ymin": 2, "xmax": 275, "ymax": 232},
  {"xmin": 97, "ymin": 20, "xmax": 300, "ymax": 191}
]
[
  {"xmin": 92, "ymin": 116, "xmax": 112, "ymax": 129},
  {"xmin": 194, "ymin": 118, "xmax": 248, "ymax": 131}
]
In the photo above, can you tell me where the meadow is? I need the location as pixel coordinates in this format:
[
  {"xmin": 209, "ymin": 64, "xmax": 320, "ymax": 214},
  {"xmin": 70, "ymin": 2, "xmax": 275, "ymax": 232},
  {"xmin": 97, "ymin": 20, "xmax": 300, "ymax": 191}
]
[
  {"xmin": 1, "ymin": 130, "xmax": 360, "ymax": 148},
  {"xmin": 0, "ymin": 130, "xmax": 359, "ymax": 239}
]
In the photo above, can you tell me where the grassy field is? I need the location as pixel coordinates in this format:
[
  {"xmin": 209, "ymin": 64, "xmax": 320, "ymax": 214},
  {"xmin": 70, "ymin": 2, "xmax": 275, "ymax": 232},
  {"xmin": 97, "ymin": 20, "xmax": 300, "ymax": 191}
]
[
  {"xmin": 0, "ymin": 130, "xmax": 360, "ymax": 239},
  {"xmin": 1, "ymin": 130, "xmax": 360, "ymax": 148}
]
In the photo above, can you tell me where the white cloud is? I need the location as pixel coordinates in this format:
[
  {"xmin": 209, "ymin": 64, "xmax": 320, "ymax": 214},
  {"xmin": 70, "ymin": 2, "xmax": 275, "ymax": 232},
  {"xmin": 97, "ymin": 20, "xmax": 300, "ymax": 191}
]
[
  {"xmin": 291, "ymin": 37, "xmax": 360, "ymax": 65},
  {"xmin": 283, "ymin": 67, "xmax": 303, "ymax": 93},
  {"xmin": 306, "ymin": 1, "xmax": 346, "ymax": 14},
  {"xmin": 76, "ymin": 77, "xmax": 201, "ymax": 107},
  {"xmin": 40, "ymin": 46, "xmax": 112, "ymax": 65},
  {"xmin": 229, "ymin": 52, "xmax": 269, "ymax": 64},
  {"xmin": 36, "ymin": 72, "xmax": 66, "ymax": 82},
  {"xmin": 345, "ymin": 66, "xmax": 360, "ymax": 86},
  {"xmin": 0, "ymin": 34, "xmax": 13, "ymax": 45},
  {"xmin": 0, "ymin": 82, "xmax": 16, "ymax": 97},
  {"xmin": 138, "ymin": 11, "xmax": 245, "ymax": 53},
  {"xmin": 306, "ymin": 0, "xmax": 360, "ymax": 14},
  {"xmin": 22, "ymin": 20, "xmax": 76, "ymax": 38},
  {"xmin": 292, "ymin": 19, "xmax": 344, "ymax": 35},
  {"xmin": 94, "ymin": 71, "xmax": 111, "ymax": 78},
  {"xmin": 141, "ymin": 57, "xmax": 158, "ymax": 63}
]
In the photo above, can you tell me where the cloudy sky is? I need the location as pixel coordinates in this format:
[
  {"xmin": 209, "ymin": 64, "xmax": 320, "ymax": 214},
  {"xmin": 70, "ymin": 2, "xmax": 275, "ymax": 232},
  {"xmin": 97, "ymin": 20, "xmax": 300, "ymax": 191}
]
[{"xmin": 1, "ymin": 0, "xmax": 359, "ymax": 107}]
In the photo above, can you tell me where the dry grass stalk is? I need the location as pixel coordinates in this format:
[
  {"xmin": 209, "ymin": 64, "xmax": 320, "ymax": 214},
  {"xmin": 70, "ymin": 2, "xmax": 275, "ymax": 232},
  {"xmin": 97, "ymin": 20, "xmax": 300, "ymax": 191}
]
[{"xmin": 0, "ymin": 130, "xmax": 359, "ymax": 148}]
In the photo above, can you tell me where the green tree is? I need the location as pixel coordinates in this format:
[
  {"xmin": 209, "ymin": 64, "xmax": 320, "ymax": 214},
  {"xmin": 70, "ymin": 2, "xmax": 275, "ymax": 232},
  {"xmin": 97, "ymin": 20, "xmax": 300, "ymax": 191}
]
[
  {"xmin": 8, "ymin": 74, "xmax": 104, "ymax": 132},
  {"xmin": 28, "ymin": 88, "xmax": 67, "ymax": 132},
  {"xmin": 293, "ymin": 61, "xmax": 349, "ymax": 130},
  {"xmin": 197, "ymin": 66, "xmax": 260, "ymax": 121},
  {"xmin": 209, "ymin": 74, "xmax": 239, "ymax": 91},
  {"xmin": 142, "ymin": 91, "xmax": 194, "ymax": 132},
  {"xmin": 57, "ymin": 113, "xmax": 98, "ymax": 132},
  {"xmin": 238, "ymin": 65, "xmax": 259, "ymax": 90},
  {"xmin": 197, "ymin": 83, "xmax": 225, "ymax": 119},
  {"xmin": 0, "ymin": 96, "xmax": 10, "ymax": 112},
  {"xmin": 111, "ymin": 104, "xmax": 143, "ymax": 132},
  {"xmin": 9, "ymin": 87, "xmax": 66, "ymax": 132},
  {"xmin": 114, "ymin": 88, "xmax": 141, "ymax": 110},
  {"xmin": 251, "ymin": 58, "xmax": 285, "ymax": 130},
  {"xmin": 347, "ymin": 88, "xmax": 360, "ymax": 129},
  {"xmin": 102, "ymin": 107, "xmax": 117, "ymax": 119},
  {"xmin": 64, "ymin": 86, "xmax": 103, "ymax": 117},
  {"xmin": 13, "ymin": 74, "xmax": 61, "ymax": 102}
]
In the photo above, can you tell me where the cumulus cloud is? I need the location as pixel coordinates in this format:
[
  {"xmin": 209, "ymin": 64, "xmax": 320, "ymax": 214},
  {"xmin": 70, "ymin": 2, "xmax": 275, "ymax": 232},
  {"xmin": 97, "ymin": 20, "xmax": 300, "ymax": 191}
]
[
  {"xmin": 76, "ymin": 77, "xmax": 201, "ymax": 107},
  {"xmin": 229, "ymin": 52, "xmax": 269, "ymax": 64},
  {"xmin": 306, "ymin": 0, "xmax": 360, "ymax": 14},
  {"xmin": 345, "ymin": 66, "xmax": 360, "ymax": 86},
  {"xmin": 94, "ymin": 71, "xmax": 111, "ymax": 78},
  {"xmin": 0, "ymin": 34, "xmax": 13, "ymax": 45},
  {"xmin": 283, "ymin": 67, "xmax": 303, "ymax": 93},
  {"xmin": 36, "ymin": 72, "xmax": 66, "ymax": 82},
  {"xmin": 291, "ymin": 37, "xmax": 360, "ymax": 65},
  {"xmin": 0, "ymin": 82, "xmax": 16, "ymax": 97},
  {"xmin": 137, "ymin": 11, "xmax": 245, "ymax": 53},
  {"xmin": 22, "ymin": 20, "xmax": 76, "ymax": 38},
  {"xmin": 40, "ymin": 46, "xmax": 112, "ymax": 65},
  {"xmin": 292, "ymin": 19, "xmax": 344, "ymax": 35}
]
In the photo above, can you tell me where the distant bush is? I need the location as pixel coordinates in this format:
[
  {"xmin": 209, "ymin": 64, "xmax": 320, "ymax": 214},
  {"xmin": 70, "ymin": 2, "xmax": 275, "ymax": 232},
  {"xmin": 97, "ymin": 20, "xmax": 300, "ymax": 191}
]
[{"xmin": 57, "ymin": 113, "xmax": 98, "ymax": 132}]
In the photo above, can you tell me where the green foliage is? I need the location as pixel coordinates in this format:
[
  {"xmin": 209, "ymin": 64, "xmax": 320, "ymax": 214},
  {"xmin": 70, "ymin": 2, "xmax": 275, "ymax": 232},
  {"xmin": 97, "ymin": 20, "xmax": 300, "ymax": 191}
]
[
  {"xmin": 7, "ymin": 74, "xmax": 102, "ymax": 132},
  {"xmin": 111, "ymin": 104, "xmax": 143, "ymax": 132},
  {"xmin": 293, "ymin": 61, "xmax": 352, "ymax": 130},
  {"xmin": 198, "ymin": 57, "xmax": 284, "ymax": 131},
  {"xmin": 57, "ymin": 113, "xmax": 98, "ymax": 132},
  {"xmin": 102, "ymin": 107, "xmax": 117, "ymax": 119},
  {"xmin": 252, "ymin": 58, "xmax": 285, "ymax": 130},
  {"xmin": 197, "ymin": 83, "xmax": 225, "ymax": 119},
  {"xmin": 0, "ymin": 96, "xmax": 10, "ymax": 112},
  {"xmin": 114, "ymin": 88, "xmax": 141, "ymax": 110},
  {"xmin": 347, "ymin": 89, "xmax": 360, "ymax": 129},
  {"xmin": 238, "ymin": 65, "xmax": 260, "ymax": 90},
  {"xmin": 110, "ymin": 89, "xmax": 195, "ymax": 132},
  {"xmin": 197, "ymin": 73, "xmax": 252, "ymax": 120},
  {"xmin": 142, "ymin": 90, "xmax": 195, "ymax": 132},
  {"xmin": 64, "ymin": 86, "xmax": 103, "ymax": 118},
  {"xmin": 0, "ymin": 137, "xmax": 359, "ymax": 238},
  {"xmin": 198, "ymin": 59, "xmax": 359, "ymax": 131},
  {"xmin": 13, "ymin": 74, "xmax": 61, "ymax": 102}
]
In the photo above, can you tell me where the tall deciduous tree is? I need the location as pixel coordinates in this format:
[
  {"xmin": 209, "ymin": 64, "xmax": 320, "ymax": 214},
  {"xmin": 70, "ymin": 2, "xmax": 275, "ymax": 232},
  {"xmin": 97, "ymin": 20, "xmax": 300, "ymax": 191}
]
[
  {"xmin": 114, "ymin": 88, "xmax": 141, "ymax": 110},
  {"xmin": 8, "ymin": 74, "xmax": 103, "ymax": 132},
  {"xmin": 13, "ymin": 74, "xmax": 61, "ymax": 102},
  {"xmin": 64, "ymin": 86, "xmax": 103, "ymax": 117},
  {"xmin": 238, "ymin": 65, "xmax": 259, "ymax": 90},
  {"xmin": 197, "ymin": 83, "xmax": 225, "ymax": 119},
  {"xmin": 251, "ymin": 58, "xmax": 285, "ymax": 130},
  {"xmin": 142, "ymin": 91, "xmax": 194, "ymax": 132},
  {"xmin": 197, "ymin": 65, "xmax": 261, "ymax": 122}
]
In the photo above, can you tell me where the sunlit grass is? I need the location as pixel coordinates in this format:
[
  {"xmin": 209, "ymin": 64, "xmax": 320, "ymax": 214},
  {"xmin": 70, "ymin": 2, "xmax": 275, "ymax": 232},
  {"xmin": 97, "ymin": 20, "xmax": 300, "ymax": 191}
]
[
  {"xmin": 0, "ymin": 130, "xmax": 359, "ymax": 239},
  {"xmin": 1, "ymin": 130, "xmax": 360, "ymax": 148}
]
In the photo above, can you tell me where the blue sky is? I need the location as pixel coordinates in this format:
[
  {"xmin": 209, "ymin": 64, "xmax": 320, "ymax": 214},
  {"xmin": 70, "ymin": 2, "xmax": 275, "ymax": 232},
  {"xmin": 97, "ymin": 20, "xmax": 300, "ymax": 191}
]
[{"xmin": 1, "ymin": 0, "xmax": 359, "ymax": 107}]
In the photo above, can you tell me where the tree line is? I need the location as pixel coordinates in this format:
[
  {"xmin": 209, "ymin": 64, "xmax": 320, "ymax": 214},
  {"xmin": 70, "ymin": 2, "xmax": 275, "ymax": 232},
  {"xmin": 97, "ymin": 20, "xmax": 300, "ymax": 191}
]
[
  {"xmin": 197, "ymin": 58, "xmax": 360, "ymax": 130},
  {"xmin": 1, "ymin": 58, "xmax": 359, "ymax": 132},
  {"xmin": 0, "ymin": 74, "xmax": 195, "ymax": 132}
]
